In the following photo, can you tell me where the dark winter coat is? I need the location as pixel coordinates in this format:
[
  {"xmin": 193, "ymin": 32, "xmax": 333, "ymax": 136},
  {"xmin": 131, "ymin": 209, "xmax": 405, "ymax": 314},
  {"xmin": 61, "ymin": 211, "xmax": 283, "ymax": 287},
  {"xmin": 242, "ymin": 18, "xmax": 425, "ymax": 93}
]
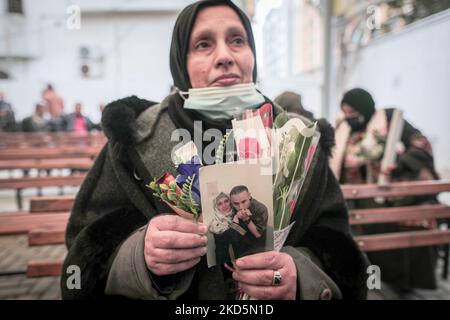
[{"xmin": 60, "ymin": 94, "xmax": 369, "ymax": 300}]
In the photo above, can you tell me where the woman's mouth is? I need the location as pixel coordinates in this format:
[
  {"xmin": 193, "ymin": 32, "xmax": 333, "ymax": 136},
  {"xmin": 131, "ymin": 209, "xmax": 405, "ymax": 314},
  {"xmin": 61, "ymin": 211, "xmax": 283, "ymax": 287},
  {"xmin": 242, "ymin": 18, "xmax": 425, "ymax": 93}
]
[{"xmin": 212, "ymin": 74, "xmax": 240, "ymax": 86}]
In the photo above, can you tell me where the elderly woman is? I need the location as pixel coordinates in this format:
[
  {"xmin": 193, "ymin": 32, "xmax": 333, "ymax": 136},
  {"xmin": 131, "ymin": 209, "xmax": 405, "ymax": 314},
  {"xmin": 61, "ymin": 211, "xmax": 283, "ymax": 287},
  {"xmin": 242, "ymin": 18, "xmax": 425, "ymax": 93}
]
[{"xmin": 61, "ymin": 0, "xmax": 367, "ymax": 300}]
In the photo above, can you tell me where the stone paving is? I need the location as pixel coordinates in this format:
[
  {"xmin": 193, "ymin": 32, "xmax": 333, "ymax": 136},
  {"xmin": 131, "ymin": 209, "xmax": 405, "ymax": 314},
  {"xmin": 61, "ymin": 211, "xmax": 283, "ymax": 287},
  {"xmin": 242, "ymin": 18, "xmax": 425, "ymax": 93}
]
[
  {"xmin": 0, "ymin": 186, "xmax": 71, "ymax": 300},
  {"xmin": 0, "ymin": 235, "xmax": 65, "ymax": 300}
]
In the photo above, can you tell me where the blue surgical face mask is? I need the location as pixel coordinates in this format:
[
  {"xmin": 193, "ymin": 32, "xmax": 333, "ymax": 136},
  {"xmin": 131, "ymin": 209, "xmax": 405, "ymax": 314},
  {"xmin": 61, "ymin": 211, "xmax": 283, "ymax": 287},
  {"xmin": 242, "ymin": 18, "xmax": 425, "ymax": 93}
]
[{"xmin": 178, "ymin": 83, "xmax": 266, "ymax": 121}]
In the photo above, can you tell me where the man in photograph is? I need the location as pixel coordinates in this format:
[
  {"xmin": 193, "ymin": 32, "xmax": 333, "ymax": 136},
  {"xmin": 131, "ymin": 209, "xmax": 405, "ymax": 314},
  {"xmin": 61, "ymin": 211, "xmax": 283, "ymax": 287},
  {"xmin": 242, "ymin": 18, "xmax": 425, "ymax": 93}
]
[{"xmin": 229, "ymin": 185, "xmax": 268, "ymax": 258}]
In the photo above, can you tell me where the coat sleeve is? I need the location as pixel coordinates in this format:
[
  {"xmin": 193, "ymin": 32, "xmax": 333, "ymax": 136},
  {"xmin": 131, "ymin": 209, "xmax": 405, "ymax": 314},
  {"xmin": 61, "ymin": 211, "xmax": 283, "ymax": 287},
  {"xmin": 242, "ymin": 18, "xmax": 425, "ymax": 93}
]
[
  {"xmin": 104, "ymin": 224, "xmax": 195, "ymax": 299},
  {"xmin": 298, "ymin": 162, "xmax": 370, "ymax": 300},
  {"xmin": 284, "ymin": 144, "xmax": 369, "ymax": 300},
  {"xmin": 282, "ymin": 246, "xmax": 342, "ymax": 300},
  {"xmin": 60, "ymin": 144, "xmax": 196, "ymax": 300}
]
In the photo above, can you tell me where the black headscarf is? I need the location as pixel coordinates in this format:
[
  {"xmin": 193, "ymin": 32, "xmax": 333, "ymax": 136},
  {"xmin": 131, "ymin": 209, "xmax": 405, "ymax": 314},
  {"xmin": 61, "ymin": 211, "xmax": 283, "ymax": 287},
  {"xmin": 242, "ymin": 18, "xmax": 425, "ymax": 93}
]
[
  {"xmin": 341, "ymin": 88, "xmax": 375, "ymax": 127},
  {"xmin": 169, "ymin": 0, "xmax": 258, "ymax": 92}
]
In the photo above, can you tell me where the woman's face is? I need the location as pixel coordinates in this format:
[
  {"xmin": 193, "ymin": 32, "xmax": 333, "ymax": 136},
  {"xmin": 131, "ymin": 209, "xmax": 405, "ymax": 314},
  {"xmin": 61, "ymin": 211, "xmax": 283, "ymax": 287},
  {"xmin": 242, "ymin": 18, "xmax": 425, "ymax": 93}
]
[
  {"xmin": 341, "ymin": 104, "xmax": 360, "ymax": 118},
  {"xmin": 216, "ymin": 197, "xmax": 231, "ymax": 214},
  {"xmin": 187, "ymin": 5, "xmax": 254, "ymax": 88}
]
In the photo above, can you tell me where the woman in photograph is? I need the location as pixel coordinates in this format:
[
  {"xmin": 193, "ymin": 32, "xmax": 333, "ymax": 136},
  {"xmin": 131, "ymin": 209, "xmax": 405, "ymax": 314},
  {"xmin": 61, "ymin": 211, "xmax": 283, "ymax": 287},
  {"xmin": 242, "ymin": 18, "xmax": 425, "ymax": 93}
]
[
  {"xmin": 61, "ymin": 0, "xmax": 368, "ymax": 300},
  {"xmin": 208, "ymin": 192, "xmax": 234, "ymax": 264}
]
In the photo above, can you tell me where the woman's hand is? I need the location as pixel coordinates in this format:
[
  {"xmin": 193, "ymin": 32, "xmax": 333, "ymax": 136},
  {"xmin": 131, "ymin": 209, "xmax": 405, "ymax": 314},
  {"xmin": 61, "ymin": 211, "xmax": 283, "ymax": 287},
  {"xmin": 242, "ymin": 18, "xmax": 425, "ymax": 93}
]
[
  {"xmin": 232, "ymin": 251, "xmax": 297, "ymax": 300},
  {"xmin": 144, "ymin": 215, "xmax": 207, "ymax": 276}
]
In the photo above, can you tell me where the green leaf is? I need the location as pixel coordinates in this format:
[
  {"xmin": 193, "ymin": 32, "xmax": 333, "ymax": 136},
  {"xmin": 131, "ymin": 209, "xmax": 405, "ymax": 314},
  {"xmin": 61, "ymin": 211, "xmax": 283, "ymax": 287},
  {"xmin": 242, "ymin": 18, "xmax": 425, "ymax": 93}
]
[
  {"xmin": 167, "ymin": 191, "xmax": 177, "ymax": 201},
  {"xmin": 274, "ymin": 112, "xmax": 289, "ymax": 129},
  {"xmin": 169, "ymin": 180, "xmax": 177, "ymax": 191},
  {"xmin": 160, "ymin": 193, "xmax": 169, "ymax": 202},
  {"xmin": 159, "ymin": 184, "xmax": 169, "ymax": 191},
  {"xmin": 148, "ymin": 181, "xmax": 158, "ymax": 191}
]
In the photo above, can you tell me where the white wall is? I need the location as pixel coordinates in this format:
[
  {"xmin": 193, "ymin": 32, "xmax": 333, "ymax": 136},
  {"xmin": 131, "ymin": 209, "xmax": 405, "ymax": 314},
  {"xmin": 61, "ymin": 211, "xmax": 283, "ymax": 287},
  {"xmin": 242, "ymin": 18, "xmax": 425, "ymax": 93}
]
[
  {"xmin": 0, "ymin": 0, "xmax": 179, "ymax": 123},
  {"xmin": 331, "ymin": 10, "xmax": 450, "ymax": 177}
]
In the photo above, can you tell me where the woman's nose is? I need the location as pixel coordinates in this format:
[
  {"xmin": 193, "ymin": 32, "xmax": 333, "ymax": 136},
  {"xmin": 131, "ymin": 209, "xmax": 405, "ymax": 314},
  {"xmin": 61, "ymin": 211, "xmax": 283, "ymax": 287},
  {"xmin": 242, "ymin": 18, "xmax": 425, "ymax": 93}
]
[{"xmin": 215, "ymin": 42, "xmax": 234, "ymax": 69}]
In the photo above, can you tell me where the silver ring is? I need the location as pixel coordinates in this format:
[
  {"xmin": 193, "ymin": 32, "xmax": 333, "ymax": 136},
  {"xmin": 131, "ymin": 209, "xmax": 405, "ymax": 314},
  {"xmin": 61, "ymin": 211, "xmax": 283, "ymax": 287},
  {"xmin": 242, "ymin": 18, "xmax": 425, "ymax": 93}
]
[{"xmin": 272, "ymin": 270, "xmax": 282, "ymax": 286}]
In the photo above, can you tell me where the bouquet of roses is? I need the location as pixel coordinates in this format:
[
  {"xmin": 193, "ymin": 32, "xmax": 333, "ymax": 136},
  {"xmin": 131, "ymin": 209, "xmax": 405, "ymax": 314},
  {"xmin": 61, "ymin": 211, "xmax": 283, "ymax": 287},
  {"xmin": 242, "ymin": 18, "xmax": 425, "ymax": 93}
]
[
  {"xmin": 231, "ymin": 107, "xmax": 320, "ymax": 243},
  {"xmin": 147, "ymin": 155, "xmax": 202, "ymax": 222},
  {"xmin": 229, "ymin": 105, "xmax": 320, "ymax": 300},
  {"xmin": 271, "ymin": 113, "xmax": 320, "ymax": 249}
]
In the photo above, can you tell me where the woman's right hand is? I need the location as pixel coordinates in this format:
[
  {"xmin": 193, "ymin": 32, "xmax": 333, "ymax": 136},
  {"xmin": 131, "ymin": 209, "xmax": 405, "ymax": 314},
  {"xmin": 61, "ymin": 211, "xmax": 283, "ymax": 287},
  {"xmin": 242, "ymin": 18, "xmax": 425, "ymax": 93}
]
[{"xmin": 144, "ymin": 215, "xmax": 208, "ymax": 276}]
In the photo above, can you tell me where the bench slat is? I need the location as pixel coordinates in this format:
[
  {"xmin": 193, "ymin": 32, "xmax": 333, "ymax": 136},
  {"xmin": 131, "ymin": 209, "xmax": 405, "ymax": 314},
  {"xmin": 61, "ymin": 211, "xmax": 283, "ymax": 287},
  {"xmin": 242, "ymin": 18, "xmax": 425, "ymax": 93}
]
[
  {"xmin": 30, "ymin": 196, "xmax": 75, "ymax": 213},
  {"xmin": 0, "ymin": 158, "xmax": 93, "ymax": 170},
  {"xmin": 342, "ymin": 180, "xmax": 450, "ymax": 199},
  {"xmin": 0, "ymin": 213, "xmax": 69, "ymax": 235},
  {"xmin": 0, "ymin": 147, "xmax": 101, "ymax": 160},
  {"xmin": 27, "ymin": 260, "xmax": 64, "ymax": 277},
  {"xmin": 350, "ymin": 204, "xmax": 450, "ymax": 225},
  {"xmin": 355, "ymin": 229, "xmax": 450, "ymax": 252},
  {"xmin": 0, "ymin": 175, "xmax": 86, "ymax": 189},
  {"xmin": 29, "ymin": 228, "xmax": 65, "ymax": 246}
]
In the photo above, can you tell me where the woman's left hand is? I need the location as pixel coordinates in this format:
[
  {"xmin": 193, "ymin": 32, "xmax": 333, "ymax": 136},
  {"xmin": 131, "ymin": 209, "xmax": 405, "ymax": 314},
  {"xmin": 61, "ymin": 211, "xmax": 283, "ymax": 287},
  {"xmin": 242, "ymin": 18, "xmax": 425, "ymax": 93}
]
[{"xmin": 232, "ymin": 251, "xmax": 297, "ymax": 300}]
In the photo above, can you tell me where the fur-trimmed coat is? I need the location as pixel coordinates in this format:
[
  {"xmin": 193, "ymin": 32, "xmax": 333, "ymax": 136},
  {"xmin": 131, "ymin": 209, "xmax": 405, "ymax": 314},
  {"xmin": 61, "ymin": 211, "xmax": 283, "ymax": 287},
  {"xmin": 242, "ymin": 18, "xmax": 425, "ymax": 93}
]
[{"xmin": 60, "ymin": 94, "xmax": 369, "ymax": 300}]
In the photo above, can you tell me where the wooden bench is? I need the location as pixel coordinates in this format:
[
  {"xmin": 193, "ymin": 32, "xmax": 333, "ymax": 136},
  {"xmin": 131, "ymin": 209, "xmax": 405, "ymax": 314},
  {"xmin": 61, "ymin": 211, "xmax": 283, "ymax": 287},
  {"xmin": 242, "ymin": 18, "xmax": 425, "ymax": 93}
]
[
  {"xmin": 0, "ymin": 211, "xmax": 69, "ymax": 235},
  {"xmin": 0, "ymin": 146, "xmax": 102, "ymax": 161},
  {"xmin": 29, "ymin": 195, "xmax": 75, "ymax": 213},
  {"xmin": 0, "ymin": 175, "xmax": 86, "ymax": 210},
  {"xmin": 0, "ymin": 158, "xmax": 91, "ymax": 208},
  {"xmin": 0, "ymin": 195, "xmax": 71, "ymax": 236},
  {"xmin": 0, "ymin": 158, "xmax": 93, "ymax": 171},
  {"xmin": 0, "ymin": 196, "xmax": 71, "ymax": 278},
  {"xmin": 23, "ymin": 180, "xmax": 450, "ymax": 279},
  {"xmin": 0, "ymin": 132, "xmax": 106, "ymax": 149},
  {"xmin": 343, "ymin": 180, "xmax": 450, "ymax": 279}
]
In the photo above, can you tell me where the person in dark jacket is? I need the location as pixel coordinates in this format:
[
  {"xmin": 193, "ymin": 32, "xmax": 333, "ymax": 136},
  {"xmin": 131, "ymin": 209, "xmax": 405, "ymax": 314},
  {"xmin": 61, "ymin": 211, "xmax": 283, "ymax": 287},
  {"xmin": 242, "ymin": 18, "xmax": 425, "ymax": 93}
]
[
  {"xmin": 274, "ymin": 91, "xmax": 315, "ymax": 120},
  {"xmin": 331, "ymin": 87, "xmax": 439, "ymax": 292},
  {"xmin": 0, "ymin": 92, "xmax": 17, "ymax": 131},
  {"xmin": 61, "ymin": 0, "xmax": 368, "ymax": 300},
  {"xmin": 22, "ymin": 102, "xmax": 49, "ymax": 132}
]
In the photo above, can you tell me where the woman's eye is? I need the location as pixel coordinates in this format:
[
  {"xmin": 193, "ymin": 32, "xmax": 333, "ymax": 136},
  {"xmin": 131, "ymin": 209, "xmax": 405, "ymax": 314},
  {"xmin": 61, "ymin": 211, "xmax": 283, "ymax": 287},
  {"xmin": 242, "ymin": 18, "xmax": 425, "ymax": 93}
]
[
  {"xmin": 231, "ymin": 37, "xmax": 245, "ymax": 45},
  {"xmin": 195, "ymin": 41, "xmax": 210, "ymax": 50}
]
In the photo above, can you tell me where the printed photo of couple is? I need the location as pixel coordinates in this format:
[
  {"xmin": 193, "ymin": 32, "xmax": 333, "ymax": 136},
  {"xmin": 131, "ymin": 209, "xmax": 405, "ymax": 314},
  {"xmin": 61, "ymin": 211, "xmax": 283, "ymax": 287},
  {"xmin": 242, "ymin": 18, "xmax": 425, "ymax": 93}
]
[{"xmin": 199, "ymin": 164, "xmax": 274, "ymax": 267}]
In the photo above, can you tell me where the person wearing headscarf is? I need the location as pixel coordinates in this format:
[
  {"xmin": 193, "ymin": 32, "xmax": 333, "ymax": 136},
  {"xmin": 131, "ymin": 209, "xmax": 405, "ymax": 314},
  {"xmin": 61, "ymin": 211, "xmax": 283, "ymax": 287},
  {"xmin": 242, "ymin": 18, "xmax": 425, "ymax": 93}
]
[
  {"xmin": 208, "ymin": 193, "xmax": 235, "ymax": 264},
  {"xmin": 61, "ymin": 0, "xmax": 368, "ymax": 300},
  {"xmin": 274, "ymin": 91, "xmax": 314, "ymax": 120},
  {"xmin": 331, "ymin": 88, "xmax": 439, "ymax": 292},
  {"xmin": 209, "ymin": 193, "xmax": 233, "ymax": 234}
]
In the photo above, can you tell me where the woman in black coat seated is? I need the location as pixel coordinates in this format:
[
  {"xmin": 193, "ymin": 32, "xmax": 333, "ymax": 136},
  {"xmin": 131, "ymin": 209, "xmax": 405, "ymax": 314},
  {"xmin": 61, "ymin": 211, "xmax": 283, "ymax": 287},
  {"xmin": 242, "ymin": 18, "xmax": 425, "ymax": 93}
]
[{"xmin": 61, "ymin": 0, "xmax": 368, "ymax": 300}]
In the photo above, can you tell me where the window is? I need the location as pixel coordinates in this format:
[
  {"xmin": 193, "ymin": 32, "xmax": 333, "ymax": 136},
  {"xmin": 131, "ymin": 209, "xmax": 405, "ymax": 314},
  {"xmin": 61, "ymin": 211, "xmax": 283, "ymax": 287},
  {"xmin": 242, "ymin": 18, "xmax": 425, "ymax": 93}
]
[
  {"xmin": 0, "ymin": 70, "xmax": 10, "ymax": 79},
  {"xmin": 7, "ymin": 0, "xmax": 24, "ymax": 14}
]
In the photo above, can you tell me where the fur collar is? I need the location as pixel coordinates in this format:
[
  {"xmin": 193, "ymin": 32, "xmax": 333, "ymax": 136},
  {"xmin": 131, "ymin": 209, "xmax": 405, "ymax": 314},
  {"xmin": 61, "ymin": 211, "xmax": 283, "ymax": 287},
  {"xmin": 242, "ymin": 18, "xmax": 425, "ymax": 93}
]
[
  {"xmin": 102, "ymin": 95, "xmax": 335, "ymax": 157},
  {"xmin": 101, "ymin": 95, "xmax": 158, "ymax": 146}
]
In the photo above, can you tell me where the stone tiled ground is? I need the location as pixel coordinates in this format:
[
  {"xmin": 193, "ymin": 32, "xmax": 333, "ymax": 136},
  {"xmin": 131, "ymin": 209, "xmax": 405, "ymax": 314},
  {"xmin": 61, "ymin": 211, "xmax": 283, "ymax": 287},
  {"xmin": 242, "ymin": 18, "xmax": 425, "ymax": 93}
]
[
  {"xmin": 0, "ymin": 235, "xmax": 65, "ymax": 300},
  {"xmin": 0, "ymin": 185, "xmax": 73, "ymax": 300}
]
